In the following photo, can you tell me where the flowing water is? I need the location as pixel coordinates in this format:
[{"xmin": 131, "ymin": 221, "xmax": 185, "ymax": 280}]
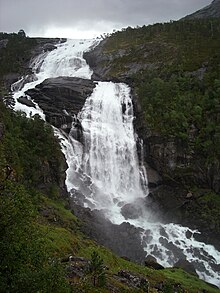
[{"xmin": 12, "ymin": 39, "xmax": 220, "ymax": 287}]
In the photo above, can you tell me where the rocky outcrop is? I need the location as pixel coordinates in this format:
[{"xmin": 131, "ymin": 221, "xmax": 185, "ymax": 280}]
[
  {"xmin": 144, "ymin": 255, "xmax": 164, "ymax": 270},
  {"xmin": 83, "ymin": 39, "xmax": 113, "ymax": 81},
  {"xmin": 116, "ymin": 270, "xmax": 149, "ymax": 291},
  {"xmin": 174, "ymin": 259, "xmax": 198, "ymax": 276},
  {"xmin": 84, "ymin": 40, "xmax": 161, "ymax": 83},
  {"xmin": 71, "ymin": 203, "xmax": 147, "ymax": 263},
  {"xmin": 183, "ymin": 0, "xmax": 220, "ymax": 19},
  {"xmin": 18, "ymin": 96, "xmax": 36, "ymax": 108},
  {"xmin": 26, "ymin": 77, "xmax": 95, "ymax": 133}
]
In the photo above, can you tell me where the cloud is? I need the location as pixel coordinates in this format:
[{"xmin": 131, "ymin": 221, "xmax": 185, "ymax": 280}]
[{"xmin": 0, "ymin": 0, "xmax": 211, "ymax": 38}]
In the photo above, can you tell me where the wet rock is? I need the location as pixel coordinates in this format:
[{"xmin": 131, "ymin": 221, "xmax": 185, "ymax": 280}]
[
  {"xmin": 174, "ymin": 259, "xmax": 198, "ymax": 276},
  {"xmin": 71, "ymin": 202, "xmax": 146, "ymax": 263},
  {"xmin": 18, "ymin": 96, "xmax": 36, "ymax": 108},
  {"xmin": 120, "ymin": 203, "xmax": 143, "ymax": 220},
  {"xmin": 149, "ymin": 184, "xmax": 188, "ymax": 222},
  {"xmin": 144, "ymin": 255, "xmax": 164, "ymax": 270},
  {"xmin": 145, "ymin": 164, "xmax": 162, "ymax": 188},
  {"xmin": 41, "ymin": 43, "xmax": 56, "ymax": 52},
  {"xmin": 26, "ymin": 77, "xmax": 95, "ymax": 133}
]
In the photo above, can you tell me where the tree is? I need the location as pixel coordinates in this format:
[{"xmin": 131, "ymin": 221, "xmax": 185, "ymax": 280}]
[
  {"xmin": 87, "ymin": 251, "xmax": 106, "ymax": 287},
  {"xmin": 0, "ymin": 181, "xmax": 69, "ymax": 292},
  {"xmin": 18, "ymin": 29, "xmax": 26, "ymax": 38}
]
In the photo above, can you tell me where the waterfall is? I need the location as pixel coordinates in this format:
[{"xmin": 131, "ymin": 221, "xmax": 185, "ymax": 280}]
[{"xmin": 12, "ymin": 39, "xmax": 220, "ymax": 288}]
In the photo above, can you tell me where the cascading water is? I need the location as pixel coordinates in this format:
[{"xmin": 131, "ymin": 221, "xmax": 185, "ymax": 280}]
[{"xmin": 12, "ymin": 39, "xmax": 220, "ymax": 288}]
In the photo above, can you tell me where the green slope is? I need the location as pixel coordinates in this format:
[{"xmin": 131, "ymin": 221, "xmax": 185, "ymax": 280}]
[{"xmin": 0, "ymin": 30, "xmax": 219, "ymax": 292}]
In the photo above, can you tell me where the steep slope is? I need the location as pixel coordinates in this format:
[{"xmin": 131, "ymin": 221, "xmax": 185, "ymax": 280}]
[{"xmin": 183, "ymin": 0, "xmax": 220, "ymax": 19}]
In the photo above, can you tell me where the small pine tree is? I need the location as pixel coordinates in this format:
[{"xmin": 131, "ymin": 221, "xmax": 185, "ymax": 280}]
[{"xmin": 87, "ymin": 251, "xmax": 106, "ymax": 287}]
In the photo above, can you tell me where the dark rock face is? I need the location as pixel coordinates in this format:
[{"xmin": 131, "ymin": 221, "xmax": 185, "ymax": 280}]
[
  {"xmin": 26, "ymin": 77, "xmax": 95, "ymax": 133},
  {"xmin": 144, "ymin": 255, "xmax": 164, "ymax": 270},
  {"xmin": 83, "ymin": 39, "xmax": 113, "ymax": 81},
  {"xmin": 71, "ymin": 203, "xmax": 147, "ymax": 263},
  {"xmin": 174, "ymin": 259, "xmax": 198, "ymax": 276},
  {"xmin": 183, "ymin": 0, "xmax": 220, "ymax": 19},
  {"xmin": 18, "ymin": 96, "xmax": 36, "ymax": 108},
  {"xmin": 132, "ymin": 91, "xmax": 220, "ymax": 194}
]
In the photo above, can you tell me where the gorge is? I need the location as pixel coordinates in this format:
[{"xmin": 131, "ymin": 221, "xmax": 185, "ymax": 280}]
[{"xmin": 10, "ymin": 38, "xmax": 220, "ymax": 288}]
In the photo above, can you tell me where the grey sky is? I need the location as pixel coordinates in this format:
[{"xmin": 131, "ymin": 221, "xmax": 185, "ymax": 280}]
[{"xmin": 0, "ymin": 0, "xmax": 211, "ymax": 38}]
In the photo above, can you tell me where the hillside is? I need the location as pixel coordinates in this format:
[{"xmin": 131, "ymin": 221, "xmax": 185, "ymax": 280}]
[
  {"xmin": 0, "ymin": 24, "xmax": 220, "ymax": 293},
  {"xmin": 184, "ymin": 0, "xmax": 220, "ymax": 19}
]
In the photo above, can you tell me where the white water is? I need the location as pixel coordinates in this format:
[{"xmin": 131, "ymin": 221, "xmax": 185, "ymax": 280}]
[
  {"xmin": 11, "ymin": 39, "xmax": 220, "ymax": 288},
  {"xmin": 12, "ymin": 39, "xmax": 97, "ymax": 118}
]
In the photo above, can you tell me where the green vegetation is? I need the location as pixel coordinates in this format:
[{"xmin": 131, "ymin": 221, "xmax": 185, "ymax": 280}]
[
  {"xmin": 0, "ymin": 101, "xmax": 64, "ymax": 188},
  {"xmin": 0, "ymin": 31, "xmax": 37, "ymax": 78},
  {"xmin": 86, "ymin": 251, "xmax": 106, "ymax": 287},
  {"xmin": 0, "ymin": 98, "xmax": 218, "ymax": 292},
  {"xmin": 100, "ymin": 19, "xmax": 220, "ymax": 162},
  {"xmin": 0, "ymin": 181, "xmax": 70, "ymax": 292},
  {"xmin": 0, "ymin": 26, "xmax": 219, "ymax": 292}
]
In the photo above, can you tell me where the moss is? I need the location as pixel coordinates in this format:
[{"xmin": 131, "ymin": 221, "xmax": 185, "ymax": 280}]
[{"xmin": 38, "ymin": 225, "xmax": 80, "ymax": 256}]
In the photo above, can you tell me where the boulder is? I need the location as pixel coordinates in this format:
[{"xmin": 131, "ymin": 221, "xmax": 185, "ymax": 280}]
[
  {"xmin": 144, "ymin": 255, "xmax": 164, "ymax": 270},
  {"xmin": 121, "ymin": 203, "xmax": 143, "ymax": 220}
]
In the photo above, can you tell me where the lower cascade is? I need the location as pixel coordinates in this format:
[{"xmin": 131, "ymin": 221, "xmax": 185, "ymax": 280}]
[{"xmin": 12, "ymin": 39, "xmax": 220, "ymax": 287}]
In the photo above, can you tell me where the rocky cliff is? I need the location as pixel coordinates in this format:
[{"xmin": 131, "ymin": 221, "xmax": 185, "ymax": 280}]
[{"xmin": 183, "ymin": 0, "xmax": 220, "ymax": 19}]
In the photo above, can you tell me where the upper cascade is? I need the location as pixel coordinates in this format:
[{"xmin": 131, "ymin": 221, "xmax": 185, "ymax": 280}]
[{"xmin": 12, "ymin": 39, "xmax": 98, "ymax": 118}]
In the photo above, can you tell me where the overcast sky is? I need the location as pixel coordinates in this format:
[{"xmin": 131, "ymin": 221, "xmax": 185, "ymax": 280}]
[{"xmin": 0, "ymin": 0, "xmax": 211, "ymax": 38}]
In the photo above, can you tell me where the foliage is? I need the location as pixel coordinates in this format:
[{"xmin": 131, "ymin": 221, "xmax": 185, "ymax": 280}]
[
  {"xmin": 87, "ymin": 251, "xmax": 106, "ymax": 287},
  {"xmin": 0, "ymin": 99, "xmax": 70, "ymax": 291},
  {"xmin": 0, "ymin": 31, "xmax": 37, "ymax": 78},
  {"xmin": 0, "ymin": 181, "xmax": 70, "ymax": 292},
  {"xmin": 100, "ymin": 18, "xmax": 220, "ymax": 162},
  {"xmin": 0, "ymin": 105, "xmax": 63, "ymax": 188}
]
